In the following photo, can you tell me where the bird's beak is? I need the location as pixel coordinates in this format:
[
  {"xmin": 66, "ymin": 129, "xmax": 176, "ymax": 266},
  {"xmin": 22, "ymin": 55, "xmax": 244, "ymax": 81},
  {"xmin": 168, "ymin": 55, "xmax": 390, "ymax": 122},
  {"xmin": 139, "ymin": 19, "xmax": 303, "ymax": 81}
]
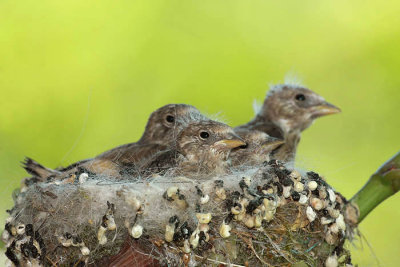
[
  {"xmin": 214, "ymin": 139, "xmax": 247, "ymax": 149},
  {"xmin": 260, "ymin": 139, "xmax": 285, "ymax": 153},
  {"xmin": 311, "ymin": 102, "xmax": 341, "ymax": 118}
]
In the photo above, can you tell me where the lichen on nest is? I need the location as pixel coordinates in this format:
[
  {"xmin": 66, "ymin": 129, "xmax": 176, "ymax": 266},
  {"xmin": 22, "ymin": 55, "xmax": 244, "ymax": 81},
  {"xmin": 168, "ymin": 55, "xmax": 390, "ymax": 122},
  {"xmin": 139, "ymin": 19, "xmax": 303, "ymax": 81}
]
[{"xmin": 3, "ymin": 160, "xmax": 357, "ymax": 267}]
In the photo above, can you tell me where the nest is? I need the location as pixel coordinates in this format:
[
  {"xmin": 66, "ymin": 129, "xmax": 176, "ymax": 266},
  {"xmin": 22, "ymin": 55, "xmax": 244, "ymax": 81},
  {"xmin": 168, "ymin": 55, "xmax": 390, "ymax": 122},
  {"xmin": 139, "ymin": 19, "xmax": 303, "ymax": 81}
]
[{"xmin": 3, "ymin": 160, "xmax": 357, "ymax": 267}]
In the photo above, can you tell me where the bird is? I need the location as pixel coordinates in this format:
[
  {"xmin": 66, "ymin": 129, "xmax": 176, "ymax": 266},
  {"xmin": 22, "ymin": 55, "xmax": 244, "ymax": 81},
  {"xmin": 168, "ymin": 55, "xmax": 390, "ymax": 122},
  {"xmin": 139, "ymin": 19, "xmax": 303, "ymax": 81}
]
[
  {"xmin": 23, "ymin": 104, "xmax": 208, "ymax": 180},
  {"xmin": 98, "ymin": 103, "xmax": 207, "ymax": 159},
  {"xmin": 235, "ymin": 83, "xmax": 341, "ymax": 163},
  {"xmin": 140, "ymin": 120, "xmax": 247, "ymax": 177},
  {"xmin": 230, "ymin": 129, "xmax": 285, "ymax": 168}
]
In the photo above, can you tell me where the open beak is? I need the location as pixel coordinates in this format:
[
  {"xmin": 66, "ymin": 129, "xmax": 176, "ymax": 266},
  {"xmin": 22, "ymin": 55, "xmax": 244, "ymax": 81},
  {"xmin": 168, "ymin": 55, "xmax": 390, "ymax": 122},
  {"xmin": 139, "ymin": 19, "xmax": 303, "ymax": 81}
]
[
  {"xmin": 260, "ymin": 138, "xmax": 285, "ymax": 153},
  {"xmin": 311, "ymin": 102, "xmax": 341, "ymax": 118},
  {"xmin": 214, "ymin": 139, "xmax": 247, "ymax": 149}
]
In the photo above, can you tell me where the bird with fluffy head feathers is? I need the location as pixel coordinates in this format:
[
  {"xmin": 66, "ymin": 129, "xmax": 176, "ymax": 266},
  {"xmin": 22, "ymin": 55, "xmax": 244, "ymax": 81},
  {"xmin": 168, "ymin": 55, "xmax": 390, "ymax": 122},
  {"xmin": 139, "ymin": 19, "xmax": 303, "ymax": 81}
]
[
  {"xmin": 95, "ymin": 104, "xmax": 206, "ymax": 163},
  {"xmin": 141, "ymin": 120, "xmax": 246, "ymax": 177},
  {"xmin": 235, "ymin": 83, "xmax": 341, "ymax": 163},
  {"xmin": 23, "ymin": 104, "xmax": 208, "ymax": 180},
  {"xmin": 230, "ymin": 129, "xmax": 285, "ymax": 168}
]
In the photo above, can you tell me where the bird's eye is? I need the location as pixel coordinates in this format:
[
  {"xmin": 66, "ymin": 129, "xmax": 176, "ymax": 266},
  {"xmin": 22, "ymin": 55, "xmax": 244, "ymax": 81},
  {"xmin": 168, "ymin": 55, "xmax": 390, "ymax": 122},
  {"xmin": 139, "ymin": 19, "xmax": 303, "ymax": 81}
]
[
  {"xmin": 166, "ymin": 115, "xmax": 175, "ymax": 123},
  {"xmin": 200, "ymin": 131, "xmax": 210, "ymax": 139},
  {"xmin": 295, "ymin": 94, "xmax": 306, "ymax": 101}
]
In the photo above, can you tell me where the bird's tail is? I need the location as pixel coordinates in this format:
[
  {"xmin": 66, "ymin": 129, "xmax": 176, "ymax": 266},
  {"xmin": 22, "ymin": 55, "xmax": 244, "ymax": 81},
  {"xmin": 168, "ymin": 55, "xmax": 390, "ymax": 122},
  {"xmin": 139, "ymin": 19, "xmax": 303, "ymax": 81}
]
[{"xmin": 22, "ymin": 157, "xmax": 61, "ymax": 179}]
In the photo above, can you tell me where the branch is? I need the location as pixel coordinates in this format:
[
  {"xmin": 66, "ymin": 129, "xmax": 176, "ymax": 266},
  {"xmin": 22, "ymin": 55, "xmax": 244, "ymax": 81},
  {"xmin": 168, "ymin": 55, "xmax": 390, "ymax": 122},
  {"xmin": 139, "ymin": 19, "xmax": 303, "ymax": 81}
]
[{"xmin": 349, "ymin": 151, "xmax": 400, "ymax": 224}]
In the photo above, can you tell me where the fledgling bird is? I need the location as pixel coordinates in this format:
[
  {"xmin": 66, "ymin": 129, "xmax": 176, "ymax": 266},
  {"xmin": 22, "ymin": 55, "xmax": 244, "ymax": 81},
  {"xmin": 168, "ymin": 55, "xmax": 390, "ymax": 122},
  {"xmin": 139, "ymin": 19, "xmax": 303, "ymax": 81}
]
[
  {"xmin": 235, "ymin": 83, "xmax": 341, "ymax": 163},
  {"xmin": 23, "ymin": 104, "xmax": 207, "ymax": 180},
  {"xmin": 98, "ymin": 103, "xmax": 207, "ymax": 161},
  {"xmin": 230, "ymin": 129, "xmax": 285, "ymax": 168},
  {"xmin": 141, "ymin": 120, "xmax": 246, "ymax": 177}
]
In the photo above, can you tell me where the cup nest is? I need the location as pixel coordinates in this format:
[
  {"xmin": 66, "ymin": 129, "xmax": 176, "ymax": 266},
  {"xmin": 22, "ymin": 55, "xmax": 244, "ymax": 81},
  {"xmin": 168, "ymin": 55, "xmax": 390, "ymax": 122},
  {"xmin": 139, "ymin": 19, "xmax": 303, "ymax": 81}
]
[{"xmin": 2, "ymin": 160, "xmax": 358, "ymax": 267}]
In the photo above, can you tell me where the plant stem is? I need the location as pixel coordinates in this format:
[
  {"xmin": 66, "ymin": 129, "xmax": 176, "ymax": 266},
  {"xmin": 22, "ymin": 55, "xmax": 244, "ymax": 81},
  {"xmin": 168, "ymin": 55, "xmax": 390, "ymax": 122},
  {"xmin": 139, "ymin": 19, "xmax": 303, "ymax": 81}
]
[{"xmin": 350, "ymin": 151, "xmax": 400, "ymax": 224}]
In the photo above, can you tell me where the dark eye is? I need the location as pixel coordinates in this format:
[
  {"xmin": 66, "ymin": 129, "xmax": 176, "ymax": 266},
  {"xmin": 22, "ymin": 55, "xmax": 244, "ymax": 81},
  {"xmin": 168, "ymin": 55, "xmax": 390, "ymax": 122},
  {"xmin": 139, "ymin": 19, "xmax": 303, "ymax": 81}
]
[
  {"xmin": 200, "ymin": 131, "xmax": 209, "ymax": 139},
  {"xmin": 166, "ymin": 115, "xmax": 175, "ymax": 123},
  {"xmin": 295, "ymin": 94, "xmax": 306, "ymax": 101}
]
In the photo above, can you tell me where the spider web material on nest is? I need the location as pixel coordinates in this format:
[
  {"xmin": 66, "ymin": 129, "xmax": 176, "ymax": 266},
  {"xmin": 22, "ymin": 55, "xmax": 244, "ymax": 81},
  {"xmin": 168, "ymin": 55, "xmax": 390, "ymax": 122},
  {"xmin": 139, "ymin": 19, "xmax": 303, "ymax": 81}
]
[{"xmin": 3, "ymin": 160, "xmax": 357, "ymax": 267}]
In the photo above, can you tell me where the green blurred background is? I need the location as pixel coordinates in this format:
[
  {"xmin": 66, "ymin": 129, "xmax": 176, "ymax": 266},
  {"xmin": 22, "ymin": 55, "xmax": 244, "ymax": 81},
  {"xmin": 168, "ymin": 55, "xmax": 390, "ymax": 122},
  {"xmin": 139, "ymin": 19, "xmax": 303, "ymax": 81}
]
[{"xmin": 0, "ymin": 0, "xmax": 399, "ymax": 265}]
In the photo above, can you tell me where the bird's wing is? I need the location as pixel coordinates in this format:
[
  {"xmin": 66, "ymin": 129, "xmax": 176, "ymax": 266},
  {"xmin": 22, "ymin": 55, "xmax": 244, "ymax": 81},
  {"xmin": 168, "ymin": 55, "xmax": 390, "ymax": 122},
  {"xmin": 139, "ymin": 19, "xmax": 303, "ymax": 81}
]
[
  {"xmin": 138, "ymin": 149, "xmax": 180, "ymax": 176},
  {"xmin": 258, "ymin": 122, "xmax": 284, "ymax": 139},
  {"xmin": 97, "ymin": 143, "xmax": 169, "ymax": 165},
  {"xmin": 271, "ymin": 132, "xmax": 300, "ymax": 163},
  {"xmin": 57, "ymin": 158, "xmax": 92, "ymax": 172},
  {"xmin": 67, "ymin": 144, "xmax": 170, "ymax": 177},
  {"xmin": 96, "ymin": 142, "xmax": 138, "ymax": 161}
]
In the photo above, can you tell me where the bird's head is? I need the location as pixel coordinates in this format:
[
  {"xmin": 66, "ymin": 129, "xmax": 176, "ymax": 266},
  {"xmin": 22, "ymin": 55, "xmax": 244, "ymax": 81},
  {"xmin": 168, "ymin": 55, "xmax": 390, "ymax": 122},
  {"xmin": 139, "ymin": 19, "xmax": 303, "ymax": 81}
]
[
  {"xmin": 238, "ymin": 130, "xmax": 285, "ymax": 155},
  {"xmin": 230, "ymin": 130, "xmax": 285, "ymax": 166},
  {"xmin": 259, "ymin": 84, "xmax": 341, "ymax": 134},
  {"xmin": 139, "ymin": 104, "xmax": 206, "ymax": 145},
  {"xmin": 177, "ymin": 121, "xmax": 247, "ymax": 161}
]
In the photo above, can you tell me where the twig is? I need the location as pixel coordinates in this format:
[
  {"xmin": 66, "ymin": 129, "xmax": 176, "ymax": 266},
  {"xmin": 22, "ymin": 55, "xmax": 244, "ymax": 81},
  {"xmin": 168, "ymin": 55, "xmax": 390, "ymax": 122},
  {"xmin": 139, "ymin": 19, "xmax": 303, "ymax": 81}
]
[
  {"xmin": 263, "ymin": 231, "xmax": 294, "ymax": 264},
  {"xmin": 349, "ymin": 151, "xmax": 400, "ymax": 223},
  {"xmin": 166, "ymin": 244, "xmax": 246, "ymax": 267},
  {"xmin": 193, "ymin": 254, "xmax": 246, "ymax": 267},
  {"xmin": 231, "ymin": 229, "xmax": 271, "ymax": 266},
  {"xmin": 46, "ymin": 255, "xmax": 58, "ymax": 267}
]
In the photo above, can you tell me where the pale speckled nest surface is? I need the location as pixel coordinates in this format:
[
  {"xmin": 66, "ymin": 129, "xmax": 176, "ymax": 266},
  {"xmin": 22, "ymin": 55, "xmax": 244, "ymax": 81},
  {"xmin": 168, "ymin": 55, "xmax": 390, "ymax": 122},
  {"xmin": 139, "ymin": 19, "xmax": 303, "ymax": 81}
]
[{"xmin": 3, "ymin": 160, "xmax": 357, "ymax": 267}]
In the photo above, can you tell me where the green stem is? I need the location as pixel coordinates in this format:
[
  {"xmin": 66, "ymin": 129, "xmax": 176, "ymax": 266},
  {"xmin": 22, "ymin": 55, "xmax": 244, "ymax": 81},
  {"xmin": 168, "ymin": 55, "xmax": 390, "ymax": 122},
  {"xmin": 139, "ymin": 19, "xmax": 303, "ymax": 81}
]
[{"xmin": 349, "ymin": 151, "xmax": 400, "ymax": 224}]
